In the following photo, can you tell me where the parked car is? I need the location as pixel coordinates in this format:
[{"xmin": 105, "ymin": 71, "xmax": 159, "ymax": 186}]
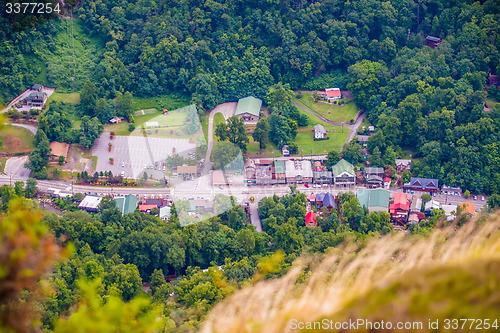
[
  {"xmin": 482, "ymin": 196, "xmax": 485, "ymax": 201},
  {"xmin": 121, "ymin": 162, "xmax": 125, "ymax": 167},
  {"xmin": 120, "ymin": 171, "xmax": 125, "ymax": 177},
  {"xmin": 304, "ymin": 183, "xmax": 309, "ymax": 188},
  {"xmin": 474, "ymin": 195, "xmax": 477, "ymax": 200}
]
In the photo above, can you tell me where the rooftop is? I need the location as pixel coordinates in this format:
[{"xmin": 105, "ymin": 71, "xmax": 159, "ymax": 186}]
[
  {"xmin": 285, "ymin": 160, "xmax": 313, "ymax": 178},
  {"xmin": 331, "ymin": 159, "xmax": 355, "ymax": 177},
  {"xmin": 235, "ymin": 96, "xmax": 262, "ymax": 117}
]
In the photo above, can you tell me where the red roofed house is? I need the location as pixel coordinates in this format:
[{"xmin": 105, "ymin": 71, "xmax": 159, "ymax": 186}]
[
  {"xmin": 389, "ymin": 192, "xmax": 410, "ymax": 223},
  {"xmin": 305, "ymin": 211, "xmax": 317, "ymax": 228},
  {"xmin": 317, "ymin": 88, "xmax": 342, "ymax": 101},
  {"xmin": 139, "ymin": 204, "xmax": 158, "ymax": 213},
  {"xmin": 384, "ymin": 177, "xmax": 391, "ymax": 189},
  {"xmin": 460, "ymin": 201, "xmax": 475, "ymax": 217}
]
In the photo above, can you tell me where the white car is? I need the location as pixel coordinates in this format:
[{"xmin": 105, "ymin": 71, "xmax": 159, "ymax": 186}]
[
  {"xmin": 481, "ymin": 196, "xmax": 485, "ymax": 201},
  {"xmin": 120, "ymin": 171, "xmax": 125, "ymax": 177},
  {"xmin": 121, "ymin": 162, "xmax": 125, "ymax": 167},
  {"xmin": 474, "ymin": 195, "xmax": 477, "ymax": 200}
]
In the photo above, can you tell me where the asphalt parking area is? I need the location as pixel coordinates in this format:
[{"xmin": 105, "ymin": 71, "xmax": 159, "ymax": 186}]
[{"xmin": 92, "ymin": 133, "xmax": 197, "ymax": 179}]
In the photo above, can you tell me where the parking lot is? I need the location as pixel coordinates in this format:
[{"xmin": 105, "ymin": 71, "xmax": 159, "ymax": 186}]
[{"xmin": 92, "ymin": 133, "xmax": 197, "ymax": 179}]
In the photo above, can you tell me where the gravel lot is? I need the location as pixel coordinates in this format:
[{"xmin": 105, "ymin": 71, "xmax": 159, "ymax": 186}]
[
  {"xmin": 92, "ymin": 133, "xmax": 197, "ymax": 179},
  {"xmin": 4, "ymin": 156, "xmax": 30, "ymax": 178}
]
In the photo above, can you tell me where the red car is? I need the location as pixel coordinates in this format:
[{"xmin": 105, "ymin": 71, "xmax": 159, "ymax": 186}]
[{"xmin": 304, "ymin": 183, "xmax": 309, "ymax": 188}]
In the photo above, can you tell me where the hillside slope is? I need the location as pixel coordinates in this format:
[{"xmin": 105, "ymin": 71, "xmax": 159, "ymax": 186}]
[{"xmin": 201, "ymin": 212, "xmax": 500, "ymax": 333}]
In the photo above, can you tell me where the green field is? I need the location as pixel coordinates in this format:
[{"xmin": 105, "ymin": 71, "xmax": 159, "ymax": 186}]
[
  {"xmin": 292, "ymin": 92, "xmax": 359, "ymax": 122},
  {"xmin": 0, "ymin": 125, "xmax": 35, "ymax": 154},
  {"xmin": 295, "ymin": 128, "xmax": 349, "ymax": 154},
  {"xmin": 50, "ymin": 92, "xmax": 81, "ymax": 104}
]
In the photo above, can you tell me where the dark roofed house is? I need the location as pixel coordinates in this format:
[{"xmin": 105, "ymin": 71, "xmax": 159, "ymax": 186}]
[
  {"xmin": 31, "ymin": 83, "xmax": 43, "ymax": 91},
  {"xmin": 364, "ymin": 167, "xmax": 384, "ymax": 188},
  {"xmin": 425, "ymin": 36, "xmax": 441, "ymax": 48},
  {"xmin": 24, "ymin": 91, "xmax": 47, "ymax": 108},
  {"xmin": 321, "ymin": 192, "xmax": 336, "ymax": 210},
  {"xmin": 145, "ymin": 198, "xmax": 164, "ymax": 207},
  {"xmin": 403, "ymin": 177, "xmax": 439, "ymax": 193}
]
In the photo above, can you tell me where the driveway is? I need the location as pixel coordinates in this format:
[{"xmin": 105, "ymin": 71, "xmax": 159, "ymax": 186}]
[
  {"xmin": 203, "ymin": 102, "xmax": 237, "ymax": 173},
  {"xmin": 8, "ymin": 123, "xmax": 38, "ymax": 135}
]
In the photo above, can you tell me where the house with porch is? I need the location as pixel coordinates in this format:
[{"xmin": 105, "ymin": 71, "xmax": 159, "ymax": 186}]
[
  {"xmin": 403, "ymin": 177, "xmax": 439, "ymax": 193},
  {"xmin": 331, "ymin": 159, "xmax": 355, "ymax": 187},
  {"xmin": 364, "ymin": 167, "xmax": 384, "ymax": 188},
  {"xmin": 389, "ymin": 192, "xmax": 410, "ymax": 223},
  {"xmin": 24, "ymin": 91, "xmax": 47, "ymax": 108}
]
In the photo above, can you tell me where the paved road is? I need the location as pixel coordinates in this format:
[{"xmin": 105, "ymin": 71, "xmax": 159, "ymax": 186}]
[{"xmin": 249, "ymin": 201, "xmax": 262, "ymax": 231}]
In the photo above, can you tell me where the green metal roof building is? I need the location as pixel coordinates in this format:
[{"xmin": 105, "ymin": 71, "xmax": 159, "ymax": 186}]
[
  {"xmin": 234, "ymin": 96, "xmax": 262, "ymax": 123},
  {"xmin": 356, "ymin": 189, "xmax": 390, "ymax": 213},
  {"xmin": 113, "ymin": 194, "xmax": 138, "ymax": 216},
  {"xmin": 331, "ymin": 159, "xmax": 355, "ymax": 186}
]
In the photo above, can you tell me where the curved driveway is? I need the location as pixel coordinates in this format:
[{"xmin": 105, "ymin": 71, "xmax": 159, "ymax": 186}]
[
  {"xmin": 203, "ymin": 102, "xmax": 237, "ymax": 169},
  {"xmin": 9, "ymin": 123, "xmax": 38, "ymax": 135}
]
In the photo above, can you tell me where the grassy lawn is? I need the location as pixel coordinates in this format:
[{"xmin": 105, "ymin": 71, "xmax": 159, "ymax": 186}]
[
  {"xmin": 293, "ymin": 92, "xmax": 359, "ymax": 122},
  {"xmin": 486, "ymin": 98, "xmax": 498, "ymax": 109},
  {"xmin": 246, "ymin": 137, "xmax": 279, "ymax": 158},
  {"xmin": 132, "ymin": 94, "xmax": 190, "ymax": 111},
  {"xmin": 0, "ymin": 157, "xmax": 7, "ymax": 173},
  {"xmin": 50, "ymin": 92, "xmax": 81, "ymax": 103},
  {"xmin": 295, "ymin": 128, "xmax": 349, "ymax": 154},
  {"xmin": 214, "ymin": 113, "xmax": 225, "ymax": 127},
  {"xmin": 200, "ymin": 113, "xmax": 209, "ymax": 143},
  {"xmin": 0, "ymin": 125, "xmax": 34, "ymax": 154}
]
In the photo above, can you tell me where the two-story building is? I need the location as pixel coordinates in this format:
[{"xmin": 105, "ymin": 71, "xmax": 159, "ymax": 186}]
[{"xmin": 332, "ymin": 159, "xmax": 355, "ymax": 187}]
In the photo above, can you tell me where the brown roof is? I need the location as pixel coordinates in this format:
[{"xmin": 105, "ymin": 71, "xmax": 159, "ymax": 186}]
[
  {"xmin": 177, "ymin": 165, "xmax": 197, "ymax": 174},
  {"xmin": 49, "ymin": 141, "xmax": 70, "ymax": 158},
  {"xmin": 460, "ymin": 201, "xmax": 475, "ymax": 216}
]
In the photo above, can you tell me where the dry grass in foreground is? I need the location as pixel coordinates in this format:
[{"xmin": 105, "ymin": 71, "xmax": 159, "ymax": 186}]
[{"xmin": 201, "ymin": 212, "xmax": 500, "ymax": 333}]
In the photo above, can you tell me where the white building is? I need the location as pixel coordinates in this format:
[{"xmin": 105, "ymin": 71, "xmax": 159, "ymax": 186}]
[{"xmin": 313, "ymin": 124, "xmax": 327, "ymax": 139}]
